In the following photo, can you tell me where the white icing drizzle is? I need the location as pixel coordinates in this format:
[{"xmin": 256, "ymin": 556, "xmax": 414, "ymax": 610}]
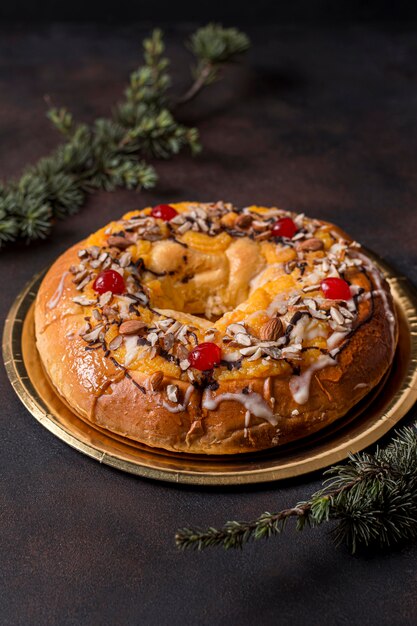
[
  {"xmin": 124, "ymin": 335, "xmax": 139, "ymax": 366},
  {"xmin": 327, "ymin": 330, "xmax": 349, "ymax": 350},
  {"xmin": 202, "ymin": 390, "xmax": 278, "ymax": 426},
  {"xmin": 162, "ymin": 385, "xmax": 194, "ymax": 414},
  {"xmin": 290, "ymin": 315, "xmax": 309, "ymax": 343},
  {"xmin": 263, "ymin": 377, "xmax": 271, "ymax": 401},
  {"xmin": 354, "ymin": 383, "xmax": 368, "ymax": 390},
  {"xmin": 244, "ymin": 410, "xmax": 251, "ymax": 438},
  {"xmin": 353, "ymin": 251, "xmax": 396, "ymax": 354},
  {"xmin": 305, "ymin": 268, "xmax": 326, "ymax": 284},
  {"xmin": 291, "ymin": 316, "xmax": 327, "ymax": 343},
  {"xmin": 222, "ymin": 351, "xmax": 242, "ymax": 362},
  {"xmin": 47, "ymin": 271, "xmax": 69, "ymax": 309},
  {"xmin": 262, "ymin": 376, "xmax": 276, "ymax": 409},
  {"xmin": 267, "ymin": 290, "xmax": 299, "ymax": 317},
  {"xmin": 289, "ymin": 355, "xmax": 335, "ymax": 405},
  {"xmin": 304, "ymin": 319, "xmax": 328, "ymax": 341},
  {"xmin": 115, "ymin": 296, "xmax": 131, "ymax": 320},
  {"xmin": 349, "ymin": 284, "xmax": 362, "ymax": 296}
]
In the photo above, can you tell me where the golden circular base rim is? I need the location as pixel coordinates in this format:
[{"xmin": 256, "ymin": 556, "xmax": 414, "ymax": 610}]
[{"xmin": 3, "ymin": 251, "xmax": 417, "ymax": 485}]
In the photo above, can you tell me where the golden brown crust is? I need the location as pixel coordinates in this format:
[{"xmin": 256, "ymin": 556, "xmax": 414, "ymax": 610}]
[{"xmin": 34, "ymin": 206, "xmax": 398, "ymax": 454}]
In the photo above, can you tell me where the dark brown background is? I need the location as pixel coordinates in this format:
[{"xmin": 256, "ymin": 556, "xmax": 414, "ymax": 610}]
[
  {"xmin": 1, "ymin": 23, "xmax": 417, "ymax": 626},
  {"xmin": 1, "ymin": 1, "xmax": 416, "ymax": 23}
]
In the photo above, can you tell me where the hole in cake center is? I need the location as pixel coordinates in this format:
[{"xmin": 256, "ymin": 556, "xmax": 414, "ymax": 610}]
[
  {"xmin": 151, "ymin": 291, "xmax": 237, "ymax": 325},
  {"xmin": 143, "ymin": 238, "xmax": 265, "ymax": 323},
  {"xmin": 146, "ymin": 274, "xmax": 248, "ymax": 325}
]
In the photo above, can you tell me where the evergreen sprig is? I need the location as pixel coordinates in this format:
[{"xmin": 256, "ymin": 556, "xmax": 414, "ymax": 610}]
[
  {"xmin": 176, "ymin": 425, "xmax": 417, "ymax": 554},
  {"xmin": 178, "ymin": 24, "xmax": 251, "ymax": 104},
  {"xmin": 0, "ymin": 25, "xmax": 250, "ymax": 248}
]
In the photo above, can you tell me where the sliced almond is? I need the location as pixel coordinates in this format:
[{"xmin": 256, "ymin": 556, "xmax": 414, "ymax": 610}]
[
  {"xmin": 292, "ymin": 232, "xmax": 306, "ymax": 241},
  {"xmin": 247, "ymin": 347, "xmax": 263, "ymax": 361},
  {"xmin": 176, "ymin": 344, "xmax": 189, "ymax": 361},
  {"xmin": 239, "ymin": 345, "xmax": 259, "ymax": 356},
  {"xmin": 119, "ymin": 320, "xmax": 147, "ymax": 335},
  {"xmin": 108, "ymin": 335, "xmax": 123, "ymax": 351},
  {"xmin": 107, "ymin": 235, "xmax": 132, "ymax": 250},
  {"xmin": 99, "ymin": 291, "xmax": 113, "ymax": 307},
  {"xmin": 76, "ymin": 275, "xmax": 91, "ymax": 291},
  {"xmin": 102, "ymin": 256, "xmax": 112, "ymax": 270},
  {"xmin": 235, "ymin": 333, "xmax": 252, "ymax": 346},
  {"xmin": 288, "ymin": 294, "xmax": 301, "ymax": 306},
  {"xmin": 235, "ymin": 214, "xmax": 253, "ymax": 229},
  {"xmin": 330, "ymin": 306, "xmax": 345, "ymax": 325},
  {"xmin": 149, "ymin": 370, "xmax": 164, "ymax": 391},
  {"xmin": 161, "ymin": 333, "xmax": 175, "ymax": 351},
  {"xmin": 147, "ymin": 332, "xmax": 159, "ymax": 346},
  {"xmin": 177, "ymin": 221, "xmax": 192, "ymax": 234},
  {"xmin": 310, "ymin": 309, "xmax": 328, "ymax": 320},
  {"xmin": 170, "ymin": 214, "xmax": 186, "ymax": 225},
  {"xmin": 285, "ymin": 260, "xmax": 297, "ymax": 274},
  {"xmin": 72, "ymin": 295, "xmax": 96, "ymax": 306},
  {"xmin": 297, "ymin": 238, "xmax": 324, "ymax": 252},
  {"xmin": 252, "ymin": 220, "xmax": 270, "ymax": 232},
  {"xmin": 72, "ymin": 268, "xmax": 89, "ymax": 284},
  {"xmin": 87, "ymin": 246, "xmax": 100, "ymax": 259},
  {"xmin": 167, "ymin": 384, "xmax": 178, "ymax": 403},
  {"xmin": 339, "ymin": 306, "xmax": 354, "ymax": 319},
  {"xmin": 148, "ymin": 346, "xmax": 158, "ymax": 360},
  {"xmin": 259, "ymin": 318, "xmax": 284, "ymax": 342},
  {"xmin": 119, "ymin": 251, "xmax": 132, "ymax": 268},
  {"xmin": 304, "ymin": 298, "xmax": 317, "ymax": 310},
  {"xmin": 254, "ymin": 230, "xmax": 272, "ymax": 241},
  {"xmin": 196, "ymin": 218, "xmax": 209, "ymax": 232},
  {"xmin": 227, "ymin": 323, "xmax": 247, "ymax": 335},
  {"xmin": 302, "ymin": 284, "xmax": 321, "ymax": 293},
  {"xmin": 81, "ymin": 324, "xmax": 104, "ymax": 343},
  {"xmin": 102, "ymin": 305, "xmax": 118, "ymax": 318}
]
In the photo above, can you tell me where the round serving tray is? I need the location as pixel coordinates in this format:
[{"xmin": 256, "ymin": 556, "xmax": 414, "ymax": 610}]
[{"xmin": 3, "ymin": 253, "xmax": 417, "ymax": 485}]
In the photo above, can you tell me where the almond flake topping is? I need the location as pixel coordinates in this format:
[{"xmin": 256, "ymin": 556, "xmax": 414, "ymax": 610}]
[
  {"xmin": 166, "ymin": 384, "xmax": 178, "ymax": 403},
  {"xmin": 67, "ymin": 202, "xmax": 372, "ymax": 379},
  {"xmin": 73, "ymin": 295, "xmax": 96, "ymax": 306}
]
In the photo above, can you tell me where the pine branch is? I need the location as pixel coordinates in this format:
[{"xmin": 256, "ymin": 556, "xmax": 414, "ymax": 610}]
[
  {"xmin": 176, "ymin": 426, "xmax": 417, "ymax": 554},
  {"xmin": 177, "ymin": 23, "xmax": 251, "ymax": 105},
  {"xmin": 0, "ymin": 25, "xmax": 250, "ymax": 248}
]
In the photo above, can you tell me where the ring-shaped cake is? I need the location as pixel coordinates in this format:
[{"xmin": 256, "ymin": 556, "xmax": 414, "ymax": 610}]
[{"xmin": 35, "ymin": 202, "xmax": 398, "ymax": 454}]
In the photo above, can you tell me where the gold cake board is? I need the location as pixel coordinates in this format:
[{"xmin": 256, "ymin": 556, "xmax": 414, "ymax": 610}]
[{"xmin": 3, "ymin": 252, "xmax": 417, "ymax": 485}]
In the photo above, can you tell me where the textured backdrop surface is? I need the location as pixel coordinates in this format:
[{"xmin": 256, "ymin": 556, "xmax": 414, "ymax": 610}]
[{"xmin": 1, "ymin": 23, "xmax": 417, "ymax": 626}]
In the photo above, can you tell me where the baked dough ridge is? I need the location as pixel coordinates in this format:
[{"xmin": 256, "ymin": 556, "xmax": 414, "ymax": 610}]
[{"xmin": 35, "ymin": 203, "xmax": 398, "ymax": 454}]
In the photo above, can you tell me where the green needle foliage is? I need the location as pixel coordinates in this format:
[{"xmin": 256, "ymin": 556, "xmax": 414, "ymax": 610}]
[
  {"xmin": 176, "ymin": 425, "xmax": 417, "ymax": 554},
  {"xmin": 178, "ymin": 24, "xmax": 250, "ymax": 104},
  {"xmin": 0, "ymin": 25, "xmax": 250, "ymax": 248}
]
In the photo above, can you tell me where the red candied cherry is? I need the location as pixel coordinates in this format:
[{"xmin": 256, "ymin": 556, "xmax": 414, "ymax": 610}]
[
  {"xmin": 93, "ymin": 269, "xmax": 125, "ymax": 295},
  {"xmin": 188, "ymin": 342, "xmax": 222, "ymax": 371},
  {"xmin": 151, "ymin": 204, "xmax": 178, "ymax": 221},
  {"xmin": 321, "ymin": 277, "xmax": 351, "ymax": 300},
  {"xmin": 271, "ymin": 217, "xmax": 297, "ymax": 239}
]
